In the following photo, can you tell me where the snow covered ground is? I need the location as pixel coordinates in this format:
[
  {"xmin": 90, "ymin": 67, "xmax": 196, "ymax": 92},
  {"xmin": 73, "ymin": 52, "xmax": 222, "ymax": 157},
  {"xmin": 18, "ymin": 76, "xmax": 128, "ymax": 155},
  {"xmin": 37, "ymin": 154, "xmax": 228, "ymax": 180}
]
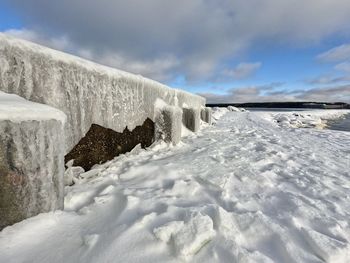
[{"xmin": 1, "ymin": 109, "xmax": 350, "ymax": 263}]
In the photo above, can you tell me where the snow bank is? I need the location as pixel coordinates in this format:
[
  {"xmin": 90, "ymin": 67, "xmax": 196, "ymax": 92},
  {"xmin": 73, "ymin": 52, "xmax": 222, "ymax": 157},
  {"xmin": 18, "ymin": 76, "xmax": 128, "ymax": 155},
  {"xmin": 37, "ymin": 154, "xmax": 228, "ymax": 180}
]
[
  {"xmin": 227, "ymin": 106, "xmax": 248, "ymax": 112},
  {"xmin": 211, "ymin": 107, "xmax": 229, "ymax": 122},
  {"xmin": 0, "ymin": 111, "xmax": 349, "ymax": 262},
  {"xmin": 257, "ymin": 109, "xmax": 350, "ymax": 129},
  {"xmin": 0, "ymin": 33, "xmax": 205, "ymax": 152},
  {"xmin": 211, "ymin": 106, "xmax": 248, "ymax": 124},
  {"xmin": 0, "ymin": 92, "xmax": 66, "ymax": 230}
]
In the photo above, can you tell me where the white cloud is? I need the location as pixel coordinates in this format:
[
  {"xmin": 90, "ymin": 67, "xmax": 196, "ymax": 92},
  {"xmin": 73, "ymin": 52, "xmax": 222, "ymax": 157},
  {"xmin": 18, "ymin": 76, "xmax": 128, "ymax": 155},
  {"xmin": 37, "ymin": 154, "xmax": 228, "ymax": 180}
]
[
  {"xmin": 4, "ymin": 29, "xmax": 180, "ymax": 82},
  {"xmin": 5, "ymin": 0, "xmax": 350, "ymax": 82},
  {"xmin": 317, "ymin": 44, "xmax": 350, "ymax": 62},
  {"xmin": 4, "ymin": 29, "xmax": 71, "ymax": 51},
  {"xmin": 222, "ymin": 62, "xmax": 262, "ymax": 80},
  {"xmin": 201, "ymin": 84, "xmax": 350, "ymax": 103},
  {"xmin": 306, "ymin": 74, "xmax": 350, "ymax": 85},
  {"xmin": 296, "ymin": 85, "xmax": 350, "ymax": 102},
  {"xmin": 335, "ymin": 62, "xmax": 350, "ymax": 73}
]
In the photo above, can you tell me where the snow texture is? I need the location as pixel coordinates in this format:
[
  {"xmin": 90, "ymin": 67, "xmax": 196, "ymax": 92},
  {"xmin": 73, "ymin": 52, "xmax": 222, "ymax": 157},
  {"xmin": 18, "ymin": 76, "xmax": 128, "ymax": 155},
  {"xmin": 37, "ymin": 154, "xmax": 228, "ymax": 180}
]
[
  {"xmin": 1, "ymin": 109, "xmax": 349, "ymax": 262},
  {"xmin": 0, "ymin": 92, "xmax": 66, "ymax": 229},
  {"xmin": 0, "ymin": 34, "xmax": 205, "ymax": 152}
]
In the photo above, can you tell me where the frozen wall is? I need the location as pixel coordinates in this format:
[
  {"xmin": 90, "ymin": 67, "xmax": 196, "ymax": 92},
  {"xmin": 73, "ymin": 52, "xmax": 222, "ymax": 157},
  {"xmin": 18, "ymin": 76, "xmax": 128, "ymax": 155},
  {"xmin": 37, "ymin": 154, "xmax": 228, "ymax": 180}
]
[
  {"xmin": 0, "ymin": 92, "xmax": 66, "ymax": 230},
  {"xmin": 0, "ymin": 34, "xmax": 206, "ymax": 153}
]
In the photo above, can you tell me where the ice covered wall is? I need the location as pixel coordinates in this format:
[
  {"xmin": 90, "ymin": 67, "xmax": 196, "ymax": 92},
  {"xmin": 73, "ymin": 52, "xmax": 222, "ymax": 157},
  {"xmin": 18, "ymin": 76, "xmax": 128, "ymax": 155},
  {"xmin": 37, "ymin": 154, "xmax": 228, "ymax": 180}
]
[
  {"xmin": 0, "ymin": 34, "xmax": 206, "ymax": 153},
  {"xmin": 0, "ymin": 92, "xmax": 66, "ymax": 230}
]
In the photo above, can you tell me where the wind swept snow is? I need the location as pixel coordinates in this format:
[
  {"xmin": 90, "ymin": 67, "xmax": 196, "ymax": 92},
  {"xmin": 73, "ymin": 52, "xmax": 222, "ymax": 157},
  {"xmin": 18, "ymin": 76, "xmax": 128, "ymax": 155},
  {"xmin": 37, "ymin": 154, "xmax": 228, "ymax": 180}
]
[{"xmin": 1, "ymin": 109, "xmax": 350, "ymax": 263}]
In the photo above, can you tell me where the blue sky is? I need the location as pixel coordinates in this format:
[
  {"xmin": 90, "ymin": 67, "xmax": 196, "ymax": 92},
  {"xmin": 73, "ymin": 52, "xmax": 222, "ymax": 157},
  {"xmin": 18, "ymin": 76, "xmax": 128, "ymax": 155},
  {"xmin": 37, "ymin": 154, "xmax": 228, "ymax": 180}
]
[{"xmin": 1, "ymin": 0, "xmax": 350, "ymax": 102}]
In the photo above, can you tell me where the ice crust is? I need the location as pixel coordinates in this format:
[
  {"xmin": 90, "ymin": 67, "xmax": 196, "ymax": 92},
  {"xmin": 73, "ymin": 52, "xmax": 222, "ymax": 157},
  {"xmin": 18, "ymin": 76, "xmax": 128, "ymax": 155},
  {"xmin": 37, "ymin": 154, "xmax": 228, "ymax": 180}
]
[
  {"xmin": 0, "ymin": 93, "xmax": 65, "ymax": 229},
  {"xmin": 0, "ymin": 33, "xmax": 205, "ymax": 152},
  {"xmin": 0, "ymin": 91, "xmax": 66, "ymax": 123}
]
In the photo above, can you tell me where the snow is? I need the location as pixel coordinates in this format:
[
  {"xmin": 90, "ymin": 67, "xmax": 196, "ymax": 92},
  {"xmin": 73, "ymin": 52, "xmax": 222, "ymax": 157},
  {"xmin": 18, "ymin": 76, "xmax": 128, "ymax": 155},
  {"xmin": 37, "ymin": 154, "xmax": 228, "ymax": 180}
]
[
  {"xmin": 1, "ymin": 109, "xmax": 350, "ymax": 262},
  {"xmin": 227, "ymin": 106, "xmax": 248, "ymax": 112},
  {"xmin": 257, "ymin": 109, "xmax": 350, "ymax": 129},
  {"xmin": 0, "ymin": 91, "xmax": 66, "ymax": 123}
]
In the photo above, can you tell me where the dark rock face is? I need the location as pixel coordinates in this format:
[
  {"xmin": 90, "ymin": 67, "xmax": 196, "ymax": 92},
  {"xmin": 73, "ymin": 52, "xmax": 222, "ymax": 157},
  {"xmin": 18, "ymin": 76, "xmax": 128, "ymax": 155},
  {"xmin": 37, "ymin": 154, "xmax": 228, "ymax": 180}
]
[{"xmin": 65, "ymin": 118, "xmax": 155, "ymax": 171}]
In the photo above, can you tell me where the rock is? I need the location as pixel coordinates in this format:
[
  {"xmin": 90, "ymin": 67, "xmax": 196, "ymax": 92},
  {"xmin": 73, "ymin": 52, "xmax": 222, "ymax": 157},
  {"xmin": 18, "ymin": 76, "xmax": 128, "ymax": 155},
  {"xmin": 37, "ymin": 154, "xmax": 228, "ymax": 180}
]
[{"xmin": 64, "ymin": 118, "xmax": 155, "ymax": 171}]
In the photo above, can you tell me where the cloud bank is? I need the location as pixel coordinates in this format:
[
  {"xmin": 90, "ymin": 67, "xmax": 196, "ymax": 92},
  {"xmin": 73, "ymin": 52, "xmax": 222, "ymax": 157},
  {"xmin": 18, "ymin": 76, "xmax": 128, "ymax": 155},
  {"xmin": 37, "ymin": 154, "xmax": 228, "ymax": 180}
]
[
  {"xmin": 4, "ymin": 0, "xmax": 350, "ymax": 82},
  {"xmin": 201, "ymin": 84, "xmax": 350, "ymax": 103}
]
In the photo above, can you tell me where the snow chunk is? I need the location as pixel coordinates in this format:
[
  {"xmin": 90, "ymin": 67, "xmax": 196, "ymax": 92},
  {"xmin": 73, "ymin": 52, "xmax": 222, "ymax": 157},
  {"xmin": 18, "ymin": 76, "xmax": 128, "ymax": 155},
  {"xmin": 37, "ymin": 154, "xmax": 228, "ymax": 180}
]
[
  {"xmin": 154, "ymin": 213, "xmax": 215, "ymax": 259},
  {"xmin": 0, "ymin": 91, "xmax": 66, "ymax": 123},
  {"xmin": 64, "ymin": 166, "xmax": 85, "ymax": 186},
  {"xmin": 227, "ymin": 106, "xmax": 241, "ymax": 112}
]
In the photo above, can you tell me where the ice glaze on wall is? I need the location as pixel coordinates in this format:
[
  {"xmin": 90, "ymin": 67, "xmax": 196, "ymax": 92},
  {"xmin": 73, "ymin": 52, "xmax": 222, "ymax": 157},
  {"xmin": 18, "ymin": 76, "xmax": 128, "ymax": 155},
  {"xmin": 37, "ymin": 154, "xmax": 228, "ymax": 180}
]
[
  {"xmin": 0, "ymin": 34, "xmax": 205, "ymax": 153},
  {"xmin": 0, "ymin": 92, "xmax": 65, "ymax": 229}
]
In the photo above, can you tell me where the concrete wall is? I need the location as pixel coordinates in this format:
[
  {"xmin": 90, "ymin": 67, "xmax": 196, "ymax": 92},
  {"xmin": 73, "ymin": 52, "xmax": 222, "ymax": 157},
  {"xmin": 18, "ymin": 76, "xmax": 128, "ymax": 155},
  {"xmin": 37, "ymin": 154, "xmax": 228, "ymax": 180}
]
[
  {"xmin": 0, "ymin": 34, "xmax": 205, "ymax": 153},
  {"xmin": 0, "ymin": 35, "xmax": 210, "ymax": 229},
  {"xmin": 0, "ymin": 92, "xmax": 65, "ymax": 230}
]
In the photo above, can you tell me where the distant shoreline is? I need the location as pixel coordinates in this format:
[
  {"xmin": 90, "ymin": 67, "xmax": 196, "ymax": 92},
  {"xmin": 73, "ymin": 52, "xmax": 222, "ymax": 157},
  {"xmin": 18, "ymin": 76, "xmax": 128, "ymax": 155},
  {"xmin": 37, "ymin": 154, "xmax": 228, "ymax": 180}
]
[{"xmin": 206, "ymin": 102, "xmax": 350, "ymax": 109}]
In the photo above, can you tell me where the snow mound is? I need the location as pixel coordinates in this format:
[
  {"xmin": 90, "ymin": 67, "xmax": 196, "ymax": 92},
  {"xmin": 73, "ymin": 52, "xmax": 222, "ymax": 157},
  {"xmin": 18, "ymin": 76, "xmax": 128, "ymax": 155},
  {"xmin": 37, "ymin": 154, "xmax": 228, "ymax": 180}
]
[
  {"xmin": 258, "ymin": 109, "xmax": 350, "ymax": 129},
  {"xmin": 211, "ymin": 107, "xmax": 229, "ymax": 122},
  {"xmin": 154, "ymin": 212, "xmax": 215, "ymax": 259},
  {"xmin": 227, "ymin": 106, "xmax": 248, "ymax": 112}
]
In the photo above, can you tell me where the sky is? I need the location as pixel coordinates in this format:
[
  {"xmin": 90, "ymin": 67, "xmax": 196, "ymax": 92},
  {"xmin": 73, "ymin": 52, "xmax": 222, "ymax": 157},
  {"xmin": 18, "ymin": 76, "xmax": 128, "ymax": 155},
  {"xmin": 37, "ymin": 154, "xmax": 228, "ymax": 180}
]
[{"xmin": 1, "ymin": 0, "xmax": 350, "ymax": 103}]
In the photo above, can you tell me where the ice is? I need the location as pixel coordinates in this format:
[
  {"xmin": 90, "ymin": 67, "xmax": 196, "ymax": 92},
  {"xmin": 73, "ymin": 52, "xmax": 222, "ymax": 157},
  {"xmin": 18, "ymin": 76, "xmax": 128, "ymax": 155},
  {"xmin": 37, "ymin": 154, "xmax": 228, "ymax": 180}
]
[
  {"xmin": 0, "ymin": 33, "xmax": 205, "ymax": 152},
  {"xmin": 227, "ymin": 106, "xmax": 242, "ymax": 112},
  {"xmin": 259, "ymin": 109, "xmax": 350, "ymax": 129},
  {"xmin": 0, "ymin": 109, "xmax": 349, "ymax": 262},
  {"xmin": 64, "ymin": 166, "xmax": 85, "ymax": 186},
  {"xmin": 0, "ymin": 91, "xmax": 66, "ymax": 123},
  {"xmin": 0, "ymin": 92, "xmax": 66, "ymax": 229}
]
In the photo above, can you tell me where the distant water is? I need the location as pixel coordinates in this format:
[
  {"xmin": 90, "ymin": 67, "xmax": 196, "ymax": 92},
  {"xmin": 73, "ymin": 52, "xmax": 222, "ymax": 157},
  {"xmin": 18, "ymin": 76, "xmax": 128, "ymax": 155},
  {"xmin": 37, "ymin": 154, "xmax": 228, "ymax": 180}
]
[{"xmin": 326, "ymin": 114, "xmax": 350, "ymax": 132}]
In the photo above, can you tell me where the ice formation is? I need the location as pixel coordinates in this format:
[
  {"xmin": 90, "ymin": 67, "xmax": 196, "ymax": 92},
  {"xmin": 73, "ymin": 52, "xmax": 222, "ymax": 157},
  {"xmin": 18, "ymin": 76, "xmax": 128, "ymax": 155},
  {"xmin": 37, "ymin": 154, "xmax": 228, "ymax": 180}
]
[
  {"xmin": 0, "ymin": 34, "xmax": 207, "ymax": 229},
  {"xmin": 0, "ymin": 92, "xmax": 66, "ymax": 229},
  {"xmin": 0, "ymin": 33, "xmax": 205, "ymax": 153}
]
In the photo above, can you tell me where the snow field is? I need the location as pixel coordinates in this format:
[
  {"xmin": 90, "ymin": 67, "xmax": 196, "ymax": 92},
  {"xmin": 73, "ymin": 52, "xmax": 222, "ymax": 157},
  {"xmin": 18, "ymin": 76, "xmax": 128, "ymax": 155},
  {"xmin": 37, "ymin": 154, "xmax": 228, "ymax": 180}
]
[{"xmin": 0, "ymin": 109, "xmax": 349, "ymax": 262}]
